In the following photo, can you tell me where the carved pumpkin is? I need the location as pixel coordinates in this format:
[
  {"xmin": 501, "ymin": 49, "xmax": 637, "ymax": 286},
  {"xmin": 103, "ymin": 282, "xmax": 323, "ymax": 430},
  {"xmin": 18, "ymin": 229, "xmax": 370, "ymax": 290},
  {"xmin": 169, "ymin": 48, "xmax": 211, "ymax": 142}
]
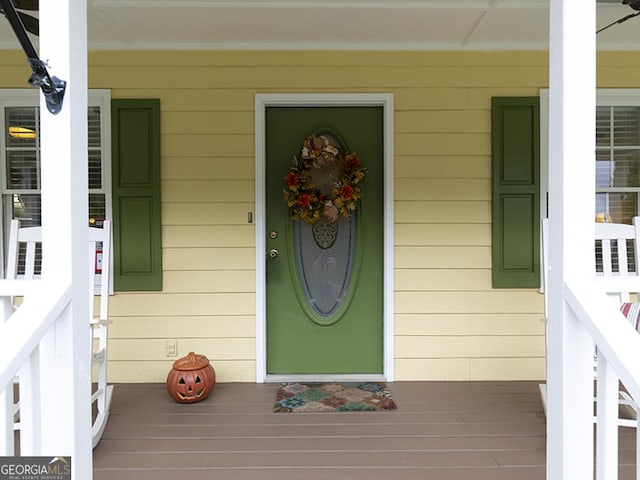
[{"xmin": 166, "ymin": 352, "xmax": 216, "ymax": 404}]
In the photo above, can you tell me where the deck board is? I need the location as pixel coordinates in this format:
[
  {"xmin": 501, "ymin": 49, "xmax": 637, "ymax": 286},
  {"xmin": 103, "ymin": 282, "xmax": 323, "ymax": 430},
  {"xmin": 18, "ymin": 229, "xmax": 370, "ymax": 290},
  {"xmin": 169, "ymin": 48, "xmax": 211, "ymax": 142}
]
[{"xmin": 91, "ymin": 381, "xmax": 634, "ymax": 479}]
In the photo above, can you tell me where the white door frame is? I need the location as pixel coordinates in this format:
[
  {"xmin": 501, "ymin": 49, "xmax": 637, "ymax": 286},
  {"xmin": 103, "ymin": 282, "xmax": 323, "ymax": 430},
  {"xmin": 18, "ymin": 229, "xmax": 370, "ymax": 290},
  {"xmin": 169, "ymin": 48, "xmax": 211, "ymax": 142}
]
[{"xmin": 254, "ymin": 93, "xmax": 395, "ymax": 383}]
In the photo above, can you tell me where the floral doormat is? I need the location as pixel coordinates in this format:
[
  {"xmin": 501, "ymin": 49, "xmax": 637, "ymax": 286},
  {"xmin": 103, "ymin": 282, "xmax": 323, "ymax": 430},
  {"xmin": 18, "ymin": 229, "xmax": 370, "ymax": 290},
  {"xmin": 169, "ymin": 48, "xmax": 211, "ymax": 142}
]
[{"xmin": 273, "ymin": 382, "xmax": 397, "ymax": 413}]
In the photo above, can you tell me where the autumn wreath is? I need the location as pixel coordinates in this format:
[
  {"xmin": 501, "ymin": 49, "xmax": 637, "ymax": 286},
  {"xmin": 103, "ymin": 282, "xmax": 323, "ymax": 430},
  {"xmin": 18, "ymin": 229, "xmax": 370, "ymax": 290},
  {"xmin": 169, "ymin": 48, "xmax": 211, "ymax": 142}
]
[{"xmin": 283, "ymin": 134, "xmax": 366, "ymax": 224}]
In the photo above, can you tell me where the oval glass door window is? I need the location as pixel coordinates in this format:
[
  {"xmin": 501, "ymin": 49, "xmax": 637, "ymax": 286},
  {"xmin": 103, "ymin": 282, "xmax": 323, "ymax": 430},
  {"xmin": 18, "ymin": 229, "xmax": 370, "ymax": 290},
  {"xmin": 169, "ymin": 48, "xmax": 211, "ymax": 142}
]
[{"xmin": 294, "ymin": 214, "xmax": 356, "ymax": 324}]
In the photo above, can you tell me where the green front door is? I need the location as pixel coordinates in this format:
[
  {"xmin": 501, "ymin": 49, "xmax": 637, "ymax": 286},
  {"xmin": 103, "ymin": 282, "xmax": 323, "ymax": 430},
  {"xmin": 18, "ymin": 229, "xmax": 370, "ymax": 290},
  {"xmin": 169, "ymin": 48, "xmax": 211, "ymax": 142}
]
[{"xmin": 265, "ymin": 106, "xmax": 384, "ymax": 375}]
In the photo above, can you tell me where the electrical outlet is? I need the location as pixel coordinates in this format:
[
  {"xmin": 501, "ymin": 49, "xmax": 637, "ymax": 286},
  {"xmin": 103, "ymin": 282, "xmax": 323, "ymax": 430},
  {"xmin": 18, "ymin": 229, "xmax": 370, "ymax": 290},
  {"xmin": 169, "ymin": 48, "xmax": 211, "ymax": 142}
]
[{"xmin": 165, "ymin": 339, "xmax": 178, "ymax": 357}]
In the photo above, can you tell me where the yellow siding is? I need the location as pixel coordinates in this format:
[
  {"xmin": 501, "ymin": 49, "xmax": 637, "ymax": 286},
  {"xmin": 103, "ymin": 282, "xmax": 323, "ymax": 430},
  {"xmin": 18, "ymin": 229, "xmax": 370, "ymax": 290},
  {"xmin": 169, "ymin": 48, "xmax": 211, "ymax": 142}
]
[
  {"xmin": 163, "ymin": 225, "xmax": 254, "ymax": 248},
  {"xmin": 395, "ymin": 269, "xmax": 492, "ymax": 291},
  {"xmin": 4, "ymin": 49, "xmax": 637, "ymax": 383},
  {"xmin": 470, "ymin": 358, "xmax": 546, "ymax": 381},
  {"xmin": 109, "ymin": 316, "xmax": 255, "ymax": 339},
  {"xmin": 163, "ymin": 180, "xmax": 254, "ymax": 203},
  {"xmin": 395, "ymin": 246, "xmax": 491, "ymax": 269},
  {"xmin": 395, "ymin": 224, "xmax": 490, "ymax": 246},
  {"xmin": 396, "ymin": 291, "xmax": 544, "ymax": 314},
  {"xmin": 395, "ymin": 359, "xmax": 470, "ymax": 381},
  {"xmin": 395, "ymin": 201, "xmax": 491, "ymax": 224},
  {"xmin": 164, "ymin": 247, "xmax": 254, "ymax": 270},
  {"xmin": 163, "ymin": 203, "xmax": 252, "ymax": 226},
  {"xmin": 395, "ymin": 155, "xmax": 490, "ymax": 178},
  {"xmin": 396, "ymin": 314, "xmax": 545, "ymax": 336},
  {"xmin": 394, "ymin": 357, "xmax": 545, "ymax": 382},
  {"xmin": 162, "ymin": 157, "xmax": 254, "ymax": 180},
  {"xmin": 109, "ymin": 338, "xmax": 254, "ymax": 361},
  {"xmin": 395, "ymin": 179, "xmax": 490, "ymax": 201},
  {"xmin": 395, "ymin": 336, "xmax": 545, "ymax": 358},
  {"xmin": 109, "ymin": 360, "xmax": 254, "ymax": 383},
  {"xmin": 109, "ymin": 293, "xmax": 255, "ymax": 317}
]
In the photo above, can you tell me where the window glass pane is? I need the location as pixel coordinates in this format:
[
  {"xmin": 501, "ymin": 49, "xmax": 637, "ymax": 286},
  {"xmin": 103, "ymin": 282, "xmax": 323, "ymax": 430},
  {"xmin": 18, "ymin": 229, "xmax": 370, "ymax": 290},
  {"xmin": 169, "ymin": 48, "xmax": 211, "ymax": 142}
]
[
  {"xmin": 12, "ymin": 193, "xmax": 41, "ymax": 226},
  {"xmin": 613, "ymin": 107, "xmax": 640, "ymax": 147},
  {"xmin": 596, "ymin": 150, "xmax": 640, "ymax": 188},
  {"xmin": 88, "ymin": 106, "xmax": 101, "ymax": 148},
  {"xmin": 596, "ymin": 151, "xmax": 612, "ymax": 188},
  {"xmin": 596, "ymin": 105, "xmax": 640, "ymax": 226},
  {"xmin": 8, "ymin": 193, "xmax": 42, "ymax": 276},
  {"xmin": 596, "ymin": 192, "xmax": 637, "ymax": 224},
  {"xmin": 5, "ymin": 128, "xmax": 41, "ymax": 274},
  {"xmin": 5, "ymin": 107, "xmax": 37, "ymax": 148},
  {"xmin": 612, "ymin": 150, "xmax": 640, "ymax": 187},
  {"xmin": 89, "ymin": 193, "xmax": 105, "ymax": 221},
  {"xmin": 88, "ymin": 106, "xmax": 102, "ymax": 189},
  {"xmin": 88, "ymin": 150, "xmax": 102, "ymax": 189},
  {"xmin": 5, "ymin": 107, "xmax": 39, "ymax": 191},
  {"xmin": 596, "ymin": 107, "xmax": 611, "ymax": 147},
  {"xmin": 6, "ymin": 151, "xmax": 39, "ymax": 190}
]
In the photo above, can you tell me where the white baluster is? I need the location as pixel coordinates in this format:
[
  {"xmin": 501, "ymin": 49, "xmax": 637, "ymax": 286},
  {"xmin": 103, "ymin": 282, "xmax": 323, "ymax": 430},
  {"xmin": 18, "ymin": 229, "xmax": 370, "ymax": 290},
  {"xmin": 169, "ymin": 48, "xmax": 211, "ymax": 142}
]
[{"xmin": 596, "ymin": 354, "xmax": 618, "ymax": 480}]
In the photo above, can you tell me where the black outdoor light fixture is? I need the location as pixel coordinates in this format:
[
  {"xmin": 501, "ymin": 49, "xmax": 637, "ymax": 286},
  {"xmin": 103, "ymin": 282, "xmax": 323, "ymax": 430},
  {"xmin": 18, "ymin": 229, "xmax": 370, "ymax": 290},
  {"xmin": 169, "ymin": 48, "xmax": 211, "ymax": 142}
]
[
  {"xmin": 598, "ymin": 0, "xmax": 640, "ymax": 33},
  {"xmin": 0, "ymin": 0, "xmax": 66, "ymax": 114}
]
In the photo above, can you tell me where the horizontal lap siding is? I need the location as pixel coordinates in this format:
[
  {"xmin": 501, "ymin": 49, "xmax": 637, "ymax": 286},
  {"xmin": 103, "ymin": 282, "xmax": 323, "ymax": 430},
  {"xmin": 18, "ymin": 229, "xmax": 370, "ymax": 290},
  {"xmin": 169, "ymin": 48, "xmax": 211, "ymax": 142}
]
[
  {"xmin": 387, "ymin": 52, "xmax": 547, "ymax": 381},
  {"xmin": 114, "ymin": 64, "xmax": 258, "ymax": 381},
  {"xmin": 0, "ymin": 50, "xmax": 559, "ymax": 382}
]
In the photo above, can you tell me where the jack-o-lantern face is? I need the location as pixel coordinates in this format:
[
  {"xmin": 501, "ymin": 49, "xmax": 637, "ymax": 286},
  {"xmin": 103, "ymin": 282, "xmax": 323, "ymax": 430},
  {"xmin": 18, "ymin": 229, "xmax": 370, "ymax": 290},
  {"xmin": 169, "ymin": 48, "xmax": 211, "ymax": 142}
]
[
  {"xmin": 166, "ymin": 352, "xmax": 216, "ymax": 404},
  {"xmin": 175, "ymin": 371, "xmax": 207, "ymax": 401}
]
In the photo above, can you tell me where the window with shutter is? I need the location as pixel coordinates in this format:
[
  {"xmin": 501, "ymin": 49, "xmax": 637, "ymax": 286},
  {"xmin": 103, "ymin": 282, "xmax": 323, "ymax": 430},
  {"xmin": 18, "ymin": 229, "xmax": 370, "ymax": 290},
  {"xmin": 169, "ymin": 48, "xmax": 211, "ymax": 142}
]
[
  {"xmin": 595, "ymin": 105, "xmax": 640, "ymax": 224},
  {"xmin": 0, "ymin": 89, "xmax": 112, "ymax": 280},
  {"xmin": 539, "ymin": 89, "xmax": 640, "ymax": 280}
]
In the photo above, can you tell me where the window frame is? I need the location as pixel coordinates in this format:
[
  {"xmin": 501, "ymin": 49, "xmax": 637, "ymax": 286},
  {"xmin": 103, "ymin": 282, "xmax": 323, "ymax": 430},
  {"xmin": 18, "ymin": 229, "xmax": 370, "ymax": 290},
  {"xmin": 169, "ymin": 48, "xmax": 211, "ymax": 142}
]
[
  {"xmin": 541, "ymin": 88, "xmax": 640, "ymax": 222},
  {"xmin": 540, "ymin": 88, "xmax": 640, "ymax": 290},
  {"xmin": 0, "ymin": 88, "xmax": 113, "ymax": 290}
]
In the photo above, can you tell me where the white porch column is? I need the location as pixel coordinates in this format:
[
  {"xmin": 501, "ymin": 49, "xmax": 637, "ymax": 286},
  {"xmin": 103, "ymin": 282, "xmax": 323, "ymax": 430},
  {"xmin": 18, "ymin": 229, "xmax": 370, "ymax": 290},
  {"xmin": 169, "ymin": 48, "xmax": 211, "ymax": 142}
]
[
  {"xmin": 37, "ymin": 0, "xmax": 91, "ymax": 478},
  {"xmin": 547, "ymin": 0, "xmax": 597, "ymax": 479}
]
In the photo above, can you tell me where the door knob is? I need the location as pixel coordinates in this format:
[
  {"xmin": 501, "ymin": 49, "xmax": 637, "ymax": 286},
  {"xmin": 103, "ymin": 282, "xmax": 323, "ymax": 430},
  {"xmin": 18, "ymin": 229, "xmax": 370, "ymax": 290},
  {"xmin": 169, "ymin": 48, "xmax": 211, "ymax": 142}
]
[{"xmin": 269, "ymin": 249, "xmax": 279, "ymax": 258}]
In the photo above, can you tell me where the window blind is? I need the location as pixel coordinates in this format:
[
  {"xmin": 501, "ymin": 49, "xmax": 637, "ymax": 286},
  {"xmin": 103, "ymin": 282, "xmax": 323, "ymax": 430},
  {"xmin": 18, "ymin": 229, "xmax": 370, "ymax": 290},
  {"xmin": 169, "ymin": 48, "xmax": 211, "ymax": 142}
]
[
  {"xmin": 596, "ymin": 106, "xmax": 640, "ymax": 224},
  {"xmin": 2, "ymin": 104, "xmax": 107, "ymax": 275}
]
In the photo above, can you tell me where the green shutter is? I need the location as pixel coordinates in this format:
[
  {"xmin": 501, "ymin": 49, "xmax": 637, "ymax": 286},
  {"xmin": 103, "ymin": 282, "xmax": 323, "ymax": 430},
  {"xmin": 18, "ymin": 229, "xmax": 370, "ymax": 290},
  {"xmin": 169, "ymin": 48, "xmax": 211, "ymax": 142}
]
[
  {"xmin": 491, "ymin": 97, "xmax": 540, "ymax": 288},
  {"xmin": 111, "ymin": 99, "xmax": 162, "ymax": 291}
]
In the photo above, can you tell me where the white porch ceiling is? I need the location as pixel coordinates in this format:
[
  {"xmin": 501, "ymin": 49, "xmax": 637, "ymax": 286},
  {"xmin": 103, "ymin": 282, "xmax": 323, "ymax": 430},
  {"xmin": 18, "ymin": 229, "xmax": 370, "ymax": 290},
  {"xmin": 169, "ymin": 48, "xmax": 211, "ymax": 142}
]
[{"xmin": 1, "ymin": 0, "xmax": 640, "ymax": 51}]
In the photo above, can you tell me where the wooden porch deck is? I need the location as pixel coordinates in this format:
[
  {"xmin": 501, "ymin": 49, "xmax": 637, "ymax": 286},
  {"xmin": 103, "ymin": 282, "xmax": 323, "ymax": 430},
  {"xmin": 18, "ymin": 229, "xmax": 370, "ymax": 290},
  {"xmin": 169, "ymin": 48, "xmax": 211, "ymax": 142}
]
[{"xmin": 92, "ymin": 381, "xmax": 636, "ymax": 480}]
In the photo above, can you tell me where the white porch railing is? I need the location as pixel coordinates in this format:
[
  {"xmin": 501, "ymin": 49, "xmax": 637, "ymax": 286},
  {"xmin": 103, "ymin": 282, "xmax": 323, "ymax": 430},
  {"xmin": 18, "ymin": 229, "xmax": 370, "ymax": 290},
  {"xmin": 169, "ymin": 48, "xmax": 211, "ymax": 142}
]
[
  {"xmin": 0, "ymin": 0, "xmax": 92, "ymax": 477},
  {"xmin": 564, "ymin": 279, "xmax": 640, "ymax": 479},
  {"xmin": 0, "ymin": 280, "xmax": 72, "ymax": 456}
]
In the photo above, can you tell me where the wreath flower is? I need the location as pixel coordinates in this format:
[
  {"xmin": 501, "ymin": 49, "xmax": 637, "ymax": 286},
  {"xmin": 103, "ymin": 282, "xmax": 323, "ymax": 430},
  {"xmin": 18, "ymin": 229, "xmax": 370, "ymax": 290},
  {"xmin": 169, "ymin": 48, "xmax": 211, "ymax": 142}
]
[{"xmin": 283, "ymin": 134, "xmax": 366, "ymax": 224}]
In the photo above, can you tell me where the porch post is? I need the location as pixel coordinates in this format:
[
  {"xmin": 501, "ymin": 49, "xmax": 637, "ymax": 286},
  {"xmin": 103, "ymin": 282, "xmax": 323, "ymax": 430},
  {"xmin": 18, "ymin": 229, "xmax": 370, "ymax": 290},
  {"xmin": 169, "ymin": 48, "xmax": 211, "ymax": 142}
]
[
  {"xmin": 546, "ymin": 0, "xmax": 597, "ymax": 479},
  {"xmin": 37, "ymin": 0, "xmax": 92, "ymax": 478}
]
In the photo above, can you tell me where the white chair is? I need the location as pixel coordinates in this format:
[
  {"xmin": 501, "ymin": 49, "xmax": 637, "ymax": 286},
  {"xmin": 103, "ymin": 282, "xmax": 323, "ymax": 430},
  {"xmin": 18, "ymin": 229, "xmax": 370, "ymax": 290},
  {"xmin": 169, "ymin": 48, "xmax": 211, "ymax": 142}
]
[
  {"xmin": 594, "ymin": 218, "xmax": 640, "ymax": 304},
  {"xmin": 539, "ymin": 217, "xmax": 640, "ymax": 427},
  {"xmin": 6, "ymin": 219, "xmax": 114, "ymax": 448},
  {"xmin": 592, "ymin": 218, "xmax": 640, "ymax": 426}
]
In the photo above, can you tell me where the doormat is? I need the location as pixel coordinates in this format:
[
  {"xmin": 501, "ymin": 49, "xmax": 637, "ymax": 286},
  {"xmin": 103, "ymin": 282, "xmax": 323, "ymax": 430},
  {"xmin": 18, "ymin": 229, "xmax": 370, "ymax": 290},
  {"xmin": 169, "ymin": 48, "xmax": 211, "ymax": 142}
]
[{"xmin": 274, "ymin": 382, "xmax": 397, "ymax": 413}]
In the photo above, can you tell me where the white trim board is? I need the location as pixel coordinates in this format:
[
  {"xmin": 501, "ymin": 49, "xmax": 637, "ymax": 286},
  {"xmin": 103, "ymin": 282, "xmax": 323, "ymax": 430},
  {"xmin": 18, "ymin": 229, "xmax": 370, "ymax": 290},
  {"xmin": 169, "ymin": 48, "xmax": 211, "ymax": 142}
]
[
  {"xmin": 254, "ymin": 93, "xmax": 395, "ymax": 383},
  {"xmin": 265, "ymin": 374, "xmax": 386, "ymax": 384}
]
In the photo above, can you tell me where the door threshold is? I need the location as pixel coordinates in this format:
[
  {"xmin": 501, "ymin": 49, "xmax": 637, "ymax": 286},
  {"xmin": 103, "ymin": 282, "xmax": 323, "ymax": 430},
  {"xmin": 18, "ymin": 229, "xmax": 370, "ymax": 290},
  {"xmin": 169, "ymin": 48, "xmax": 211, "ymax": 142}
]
[{"xmin": 265, "ymin": 374, "xmax": 386, "ymax": 384}]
